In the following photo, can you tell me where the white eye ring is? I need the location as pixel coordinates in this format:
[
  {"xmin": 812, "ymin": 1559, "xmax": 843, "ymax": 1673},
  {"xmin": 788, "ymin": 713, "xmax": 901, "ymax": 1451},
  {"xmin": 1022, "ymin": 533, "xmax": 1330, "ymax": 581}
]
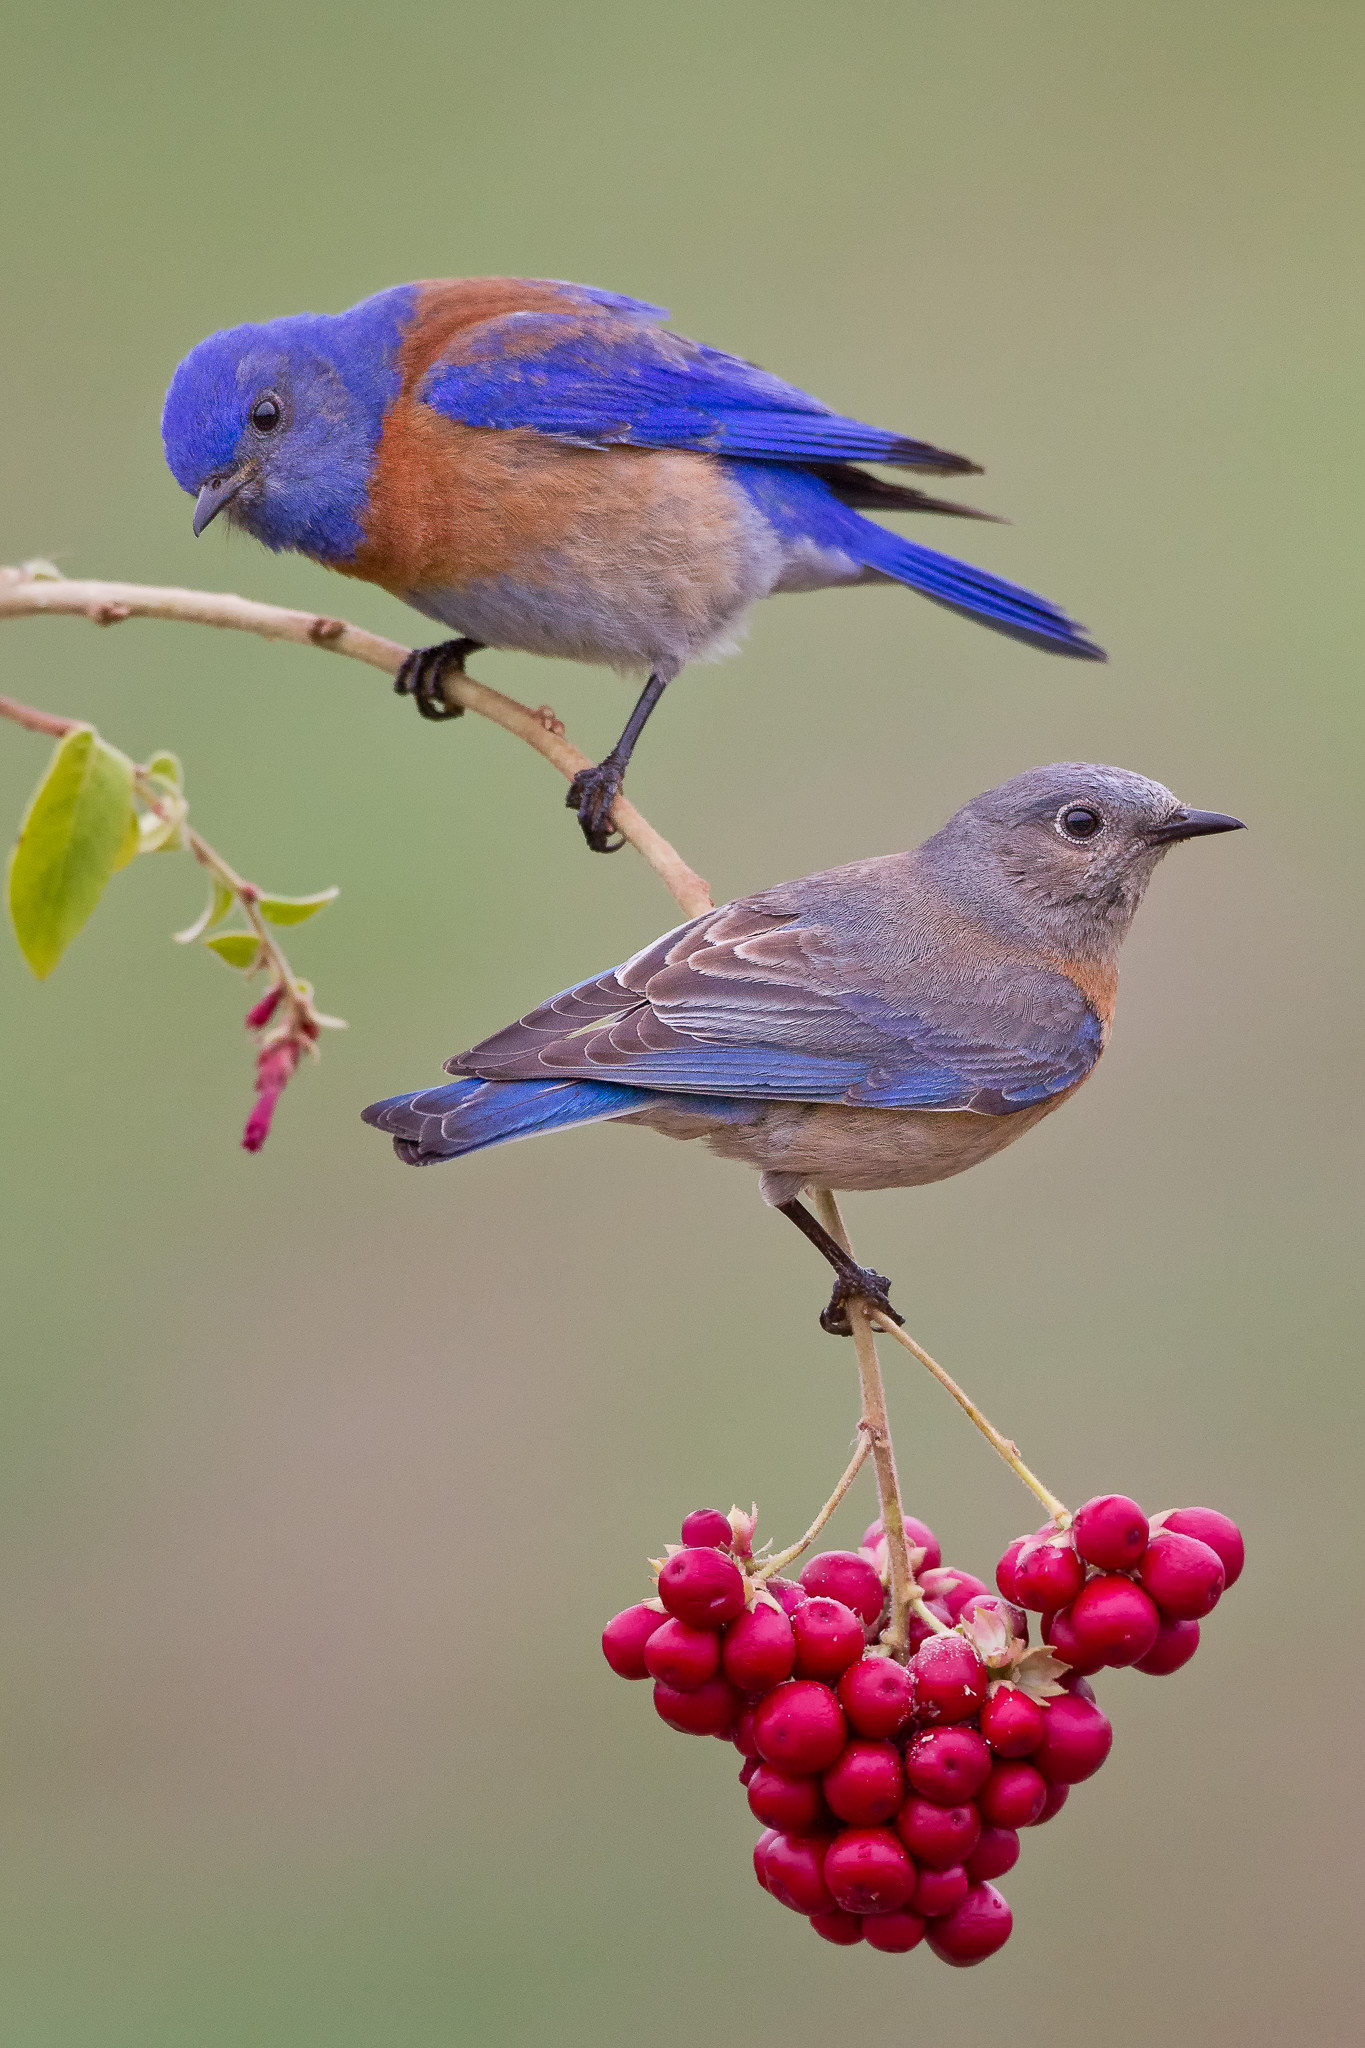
[{"xmin": 1056, "ymin": 804, "xmax": 1103, "ymax": 842}]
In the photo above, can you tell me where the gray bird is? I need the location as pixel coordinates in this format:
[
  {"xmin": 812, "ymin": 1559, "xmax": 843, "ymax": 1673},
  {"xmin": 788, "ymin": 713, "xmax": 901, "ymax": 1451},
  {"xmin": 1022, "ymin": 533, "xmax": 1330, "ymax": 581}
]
[{"xmin": 363, "ymin": 764, "xmax": 1243, "ymax": 1329}]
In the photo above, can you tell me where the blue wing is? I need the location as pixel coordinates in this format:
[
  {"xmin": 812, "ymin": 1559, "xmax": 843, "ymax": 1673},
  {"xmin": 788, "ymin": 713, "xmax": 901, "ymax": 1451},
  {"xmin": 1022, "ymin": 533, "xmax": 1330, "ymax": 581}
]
[
  {"xmin": 418, "ymin": 309, "xmax": 979, "ymax": 476},
  {"xmin": 451, "ymin": 890, "xmax": 1104, "ymax": 1115}
]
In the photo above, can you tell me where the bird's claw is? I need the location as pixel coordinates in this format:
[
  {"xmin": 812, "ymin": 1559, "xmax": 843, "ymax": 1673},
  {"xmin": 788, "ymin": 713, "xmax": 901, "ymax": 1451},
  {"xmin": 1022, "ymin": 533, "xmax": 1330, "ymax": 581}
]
[
  {"xmin": 819, "ymin": 1265, "xmax": 904, "ymax": 1337},
  {"xmin": 567, "ymin": 761, "xmax": 627, "ymax": 852},
  {"xmin": 394, "ymin": 639, "xmax": 481, "ymax": 721}
]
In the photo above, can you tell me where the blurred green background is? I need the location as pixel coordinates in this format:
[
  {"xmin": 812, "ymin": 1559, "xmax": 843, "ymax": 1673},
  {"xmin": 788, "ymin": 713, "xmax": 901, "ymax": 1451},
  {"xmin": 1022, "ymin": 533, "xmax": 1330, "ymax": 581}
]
[{"xmin": 1, "ymin": 2, "xmax": 1361, "ymax": 2041}]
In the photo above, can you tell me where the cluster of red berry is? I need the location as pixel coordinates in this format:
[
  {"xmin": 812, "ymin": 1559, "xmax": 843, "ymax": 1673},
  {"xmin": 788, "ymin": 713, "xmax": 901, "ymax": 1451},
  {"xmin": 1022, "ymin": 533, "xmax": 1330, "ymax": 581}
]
[
  {"xmin": 602, "ymin": 1495, "xmax": 1242, "ymax": 1963},
  {"xmin": 996, "ymin": 1496, "xmax": 1244, "ymax": 1675}
]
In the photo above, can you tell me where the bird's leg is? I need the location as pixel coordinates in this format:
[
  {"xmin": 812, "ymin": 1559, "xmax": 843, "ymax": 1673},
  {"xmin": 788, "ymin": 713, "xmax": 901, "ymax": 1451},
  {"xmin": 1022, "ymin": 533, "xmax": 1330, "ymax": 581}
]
[
  {"xmin": 394, "ymin": 638, "xmax": 485, "ymax": 721},
  {"xmin": 776, "ymin": 1198, "xmax": 905, "ymax": 1338},
  {"xmin": 566, "ymin": 670, "xmax": 671, "ymax": 853}
]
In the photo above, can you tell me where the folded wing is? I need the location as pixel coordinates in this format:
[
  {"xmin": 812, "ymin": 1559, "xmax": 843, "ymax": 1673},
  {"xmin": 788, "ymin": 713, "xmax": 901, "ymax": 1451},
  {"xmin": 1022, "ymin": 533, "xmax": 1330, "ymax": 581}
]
[
  {"xmin": 418, "ymin": 309, "xmax": 980, "ymax": 476},
  {"xmin": 455, "ymin": 897, "xmax": 1103, "ymax": 1114}
]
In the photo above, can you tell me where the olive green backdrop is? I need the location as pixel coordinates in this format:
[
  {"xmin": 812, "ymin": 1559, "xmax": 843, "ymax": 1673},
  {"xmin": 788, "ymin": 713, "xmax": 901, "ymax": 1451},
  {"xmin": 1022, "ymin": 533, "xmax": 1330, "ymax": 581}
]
[{"xmin": 1, "ymin": 3, "xmax": 1361, "ymax": 2042}]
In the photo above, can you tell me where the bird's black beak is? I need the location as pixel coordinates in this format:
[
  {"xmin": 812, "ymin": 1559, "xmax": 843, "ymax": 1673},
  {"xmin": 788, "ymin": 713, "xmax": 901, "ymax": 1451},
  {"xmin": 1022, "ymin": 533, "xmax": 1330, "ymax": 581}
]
[
  {"xmin": 1150, "ymin": 806, "xmax": 1247, "ymax": 844},
  {"xmin": 192, "ymin": 463, "xmax": 253, "ymax": 537}
]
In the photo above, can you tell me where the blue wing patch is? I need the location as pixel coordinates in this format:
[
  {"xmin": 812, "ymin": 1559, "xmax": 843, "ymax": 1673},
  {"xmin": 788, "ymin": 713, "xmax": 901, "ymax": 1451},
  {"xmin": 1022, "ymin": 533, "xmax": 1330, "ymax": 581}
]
[{"xmin": 419, "ymin": 311, "xmax": 978, "ymax": 475}]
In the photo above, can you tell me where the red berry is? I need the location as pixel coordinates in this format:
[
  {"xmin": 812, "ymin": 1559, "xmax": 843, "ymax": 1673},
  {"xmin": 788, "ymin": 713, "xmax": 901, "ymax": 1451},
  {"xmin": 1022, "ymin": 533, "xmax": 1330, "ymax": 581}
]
[
  {"xmin": 1032, "ymin": 1691, "xmax": 1113, "ymax": 1783},
  {"xmin": 800, "ymin": 1550, "xmax": 886, "ymax": 1626},
  {"xmin": 819, "ymin": 1739, "xmax": 902, "ymax": 1825},
  {"xmin": 809, "ymin": 1907, "xmax": 864, "ymax": 1945},
  {"xmin": 1030, "ymin": 1781, "xmax": 1070, "ymax": 1825},
  {"xmin": 978, "ymin": 1759, "xmax": 1047, "ymax": 1828},
  {"xmin": 792, "ymin": 1597, "xmax": 866, "ymax": 1680},
  {"xmin": 965, "ymin": 1825, "xmax": 1019, "ymax": 1881},
  {"xmin": 739, "ymin": 1757, "xmax": 758, "ymax": 1787},
  {"xmin": 765, "ymin": 1577, "xmax": 807, "ymax": 1615},
  {"xmin": 657, "ymin": 1547, "xmax": 746, "ymax": 1628},
  {"xmin": 1061, "ymin": 1670, "xmax": 1096, "ymax": 1701},
  {"xmin": 1073, "ymin": 1493, "xmax": 1150, "ymax": 1570},
  {"xmin": 1012, "ymin": 1532, "xmax": 1086, "ymax": 1611},
  {"xmin": 960, "ymin": 1592, "xmax": 1029, "ymax": 1643},
  {"xmin": 863, "ymin": 1514, "xmax": 941, "ymax": 1571},
  {"xmin": 995, "ymin": 1537, "xmax": 1026, "ymax": 1602},
  {"xmin": 905, "ymin": 1603, "xmax": 953, "ymax": 1653},
  {"xmin": 912, "ymin": 1861, "xmax": 969, "ymax": 1919},
  {"xmin": 926, "ymin": 1882, "xmax": 1013, "ymax": 1965},
  {"xmin": 896, "ymin": 1796, "xmax": 982, "ymax": 1868},
  {"xmin": 652, "ymin": 1674, "xmax": 737, "ymax": 1735},
  {"xmin": 733, "ymin": 1708, "xmax": 760, "ymax": 1758},
  {"xmin": 904, "ymin": 1726, "xmax": 992, "ymax": 1803},
  {"xmin": 1067, "ymin": 1574, "xmax": 1161, "ymax": 1667},
  {"xmin": 918, "ymin": 1568, "xmax": 990, "ymax": 1620},
  {"xmin": 837, "ymin": 1654, "xmax": 915, "ymax": 1738},
  {"xmin": 753, "ymin": 1680, "xmax": 848, "ymax": 1772},
  {"xmin": 753, "ymin": 1827, "xmax": 779, "ymax": 1891},
  {"xmin": 862, "ymin": 1907, "xmax": 927, "ymax": 1953},
  {"xmin": 1134, "ymin": 1615, "xmax": 1201, "ymax": 1675},
  {"xmin": 979, "ymin": 1684, "xmax": 1045, "ymax": 1756},
  {"xmin": 679, "ymin": 1507, "xmax": 733, "ymax": 1549},
  {"xmin": 748, "ymin": 1762, "xmax": 826, "ymax": 1833},
  {"xmin": 601, "ymin": 1603, "xmax": 666, "ymax": 1679},
  {"xmin": 722, "ymin": 1603, "xmax": 796, "ymax": 1693},
  {"xmin": 643, "ymin": 1617, "xmax": 722, "ymax": 1690},
  {"xmin": 762, "ymin": 1830, "xmax": 836, "ymax": 1914},
  {"xmin": 1043, "ymin": 1605, "xmax": 1105, "ymax": 1676},
  {"xmin": 825, "ymin": 1827, "xmax": 916, "ymax": 1915},
  {"xmin": 1154, "ymin": 1507, "xmax": 1244, "ymax": 1588},
  {"xmin": 910, "ymin": 1632, "xmax": 989, "ymax": 1724},
  {"xmin": 1138, "ymin": 1530, "xmax": 1226, "ymax": 1620}
]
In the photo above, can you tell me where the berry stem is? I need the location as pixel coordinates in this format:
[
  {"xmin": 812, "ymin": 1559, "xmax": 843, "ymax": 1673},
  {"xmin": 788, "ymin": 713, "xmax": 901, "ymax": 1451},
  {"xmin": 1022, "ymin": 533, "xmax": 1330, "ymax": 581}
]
[
  {"xmin": 753, "ymin": 1432, "xmax": 873, "ymax": 1581},
  {"xmin": 868, "ymin": 1310, "xmax": 1071, "ymax": 1526},
  {"xmin": 813, "ymin": 1190, "xmax": 923, "ymax": 1659}
]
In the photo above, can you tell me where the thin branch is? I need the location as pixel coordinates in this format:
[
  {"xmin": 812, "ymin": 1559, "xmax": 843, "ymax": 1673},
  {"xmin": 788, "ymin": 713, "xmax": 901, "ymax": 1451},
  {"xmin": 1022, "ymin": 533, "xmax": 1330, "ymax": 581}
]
[
  {"xmin": 0, "ymin": 690, "xmax": 76, "ymax": 739},
  {"xmin": 811, "ymin": 1190, "xmax": 932, "ymax": 1656},
  {"xmin": 870, "ymin": 1310, "xmax": 1071, "ymax": 1526},
  {"xmin": 0, "ymin": 566, "xmax": 713, "ymax": 920},
  {"xmin": 753, "ymin": 1431, "xmax": 873, "ymax": 1581}
]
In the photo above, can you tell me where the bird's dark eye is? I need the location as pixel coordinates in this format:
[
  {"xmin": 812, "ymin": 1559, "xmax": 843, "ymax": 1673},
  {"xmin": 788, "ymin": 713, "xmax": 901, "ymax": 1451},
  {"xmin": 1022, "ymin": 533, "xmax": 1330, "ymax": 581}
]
[
  {"xmin": 250, "ymin": 394, "xmax": 282, "ymax": 433},
  {"xmin": 1058, "ymin": 804, "xmax": 1103, "ymax": 841}
]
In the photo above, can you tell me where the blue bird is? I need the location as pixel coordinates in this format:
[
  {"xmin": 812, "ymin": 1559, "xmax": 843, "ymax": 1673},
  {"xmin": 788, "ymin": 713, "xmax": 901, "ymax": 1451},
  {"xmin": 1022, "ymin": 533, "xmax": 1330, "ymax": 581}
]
[
  {"xmin": 162, "ymin": 279, "xmax": 1106, "ymax": 850},
  {"xmin": 363, "ymin": 765, "xmax": 1242, "ymax": 1329}
]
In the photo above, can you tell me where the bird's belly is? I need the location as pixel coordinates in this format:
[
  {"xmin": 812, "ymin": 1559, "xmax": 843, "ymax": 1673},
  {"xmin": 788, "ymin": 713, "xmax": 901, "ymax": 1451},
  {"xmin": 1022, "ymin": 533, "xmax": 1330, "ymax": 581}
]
[
  {"xmin": 355, "ymin": 424, "xmax": 783, "ymax": 674},
  {"xmin": 628, "ymin": 1096, "xmax": 1064, "ymax": 1196}
]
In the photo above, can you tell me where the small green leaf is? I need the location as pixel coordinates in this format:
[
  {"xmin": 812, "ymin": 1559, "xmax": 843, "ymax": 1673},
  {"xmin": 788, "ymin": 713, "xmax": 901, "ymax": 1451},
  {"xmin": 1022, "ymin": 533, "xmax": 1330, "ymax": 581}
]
[
  {"xmin": 144, "ymin": 750, "xmax": 183, "ymax": 793},
  {"xmin": 174, "ymin": 880, "xmax": 235, "ymax": 944},
  {"xmin": 257, "ymin": 886, "xmax": 339, "ymax": 926},
  {"xmin": 203, "ymin": 931, "xmax": 262, "ymax": 969},
  {"xmin": 7, "ymin": 727, "xmax": 137, "ymax": 978},
  {"xmin": 136, "ymin": 804, "xmax": 185, "ymax": 854}
]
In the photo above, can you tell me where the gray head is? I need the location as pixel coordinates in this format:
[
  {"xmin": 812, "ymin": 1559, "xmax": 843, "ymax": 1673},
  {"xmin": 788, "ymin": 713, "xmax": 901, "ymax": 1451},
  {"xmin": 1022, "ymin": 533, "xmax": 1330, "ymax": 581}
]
[{"xmin": 920, "ymin": 763, "xmax": 1244, "ymax": 960}]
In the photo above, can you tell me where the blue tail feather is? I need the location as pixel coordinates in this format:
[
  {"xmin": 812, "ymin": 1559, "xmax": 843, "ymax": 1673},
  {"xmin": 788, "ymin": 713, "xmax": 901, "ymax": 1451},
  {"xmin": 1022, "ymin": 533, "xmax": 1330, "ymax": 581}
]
[
  {"xmin": 361, "ymin": 1075, "xmax": 760, "ymax": 1166},
  {"xmin": 731, "ymin": 463, "xmax": 1105, "ymax": 661},
  {"xmin": 850, "ymin": 517, "xmax": 1105, "ymax": 660}
]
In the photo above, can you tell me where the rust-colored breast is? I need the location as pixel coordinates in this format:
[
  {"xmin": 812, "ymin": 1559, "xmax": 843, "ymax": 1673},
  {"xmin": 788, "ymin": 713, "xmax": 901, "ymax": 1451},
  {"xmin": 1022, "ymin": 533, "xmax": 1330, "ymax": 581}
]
[{"xmin": 342, "ymin": 278, "xmax": 734, "ymax": 601}]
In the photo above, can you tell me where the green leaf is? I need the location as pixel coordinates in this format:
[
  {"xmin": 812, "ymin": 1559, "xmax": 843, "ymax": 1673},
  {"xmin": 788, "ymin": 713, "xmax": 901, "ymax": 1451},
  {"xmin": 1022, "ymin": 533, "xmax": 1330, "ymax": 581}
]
[
  {"xmin": 7, "ymin": 727, "xmax": 137, "ymax": 978},
  {"xmin": 174, "ymin": 880, "xmax": 234, "ymax": 944},
  {"xmin": 202, "ymin": 933, "xmax": 261, "ymax": 970},
  {"xmin": 144, "ymin": 750, "xmax": 183, "ymax": 792},
  {"xmin": 136, "ymin": 805, "xmax": 184, "ymax": 855},
  {"xmin": 257, "ymin": 886, "xmax": 339, "ymax": 926},
  {"xmin": 203, "ymin": 931, "xmax": 262, "ymax": 969}
]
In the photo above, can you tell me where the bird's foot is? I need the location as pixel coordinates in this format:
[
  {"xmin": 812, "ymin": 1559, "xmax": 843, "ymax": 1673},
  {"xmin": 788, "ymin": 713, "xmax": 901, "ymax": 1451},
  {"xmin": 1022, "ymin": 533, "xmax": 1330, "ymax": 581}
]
[
  {"xmin": 566, "ymin": 759, "xmax": 627, "ymax": 852},
  {"xmin": 819, "ymin": 1264, "xmax": 905, "ymax": 1338},
  {"xmin": 394, "ymin": 638, "xmax": 483, "ymax": 721}
]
